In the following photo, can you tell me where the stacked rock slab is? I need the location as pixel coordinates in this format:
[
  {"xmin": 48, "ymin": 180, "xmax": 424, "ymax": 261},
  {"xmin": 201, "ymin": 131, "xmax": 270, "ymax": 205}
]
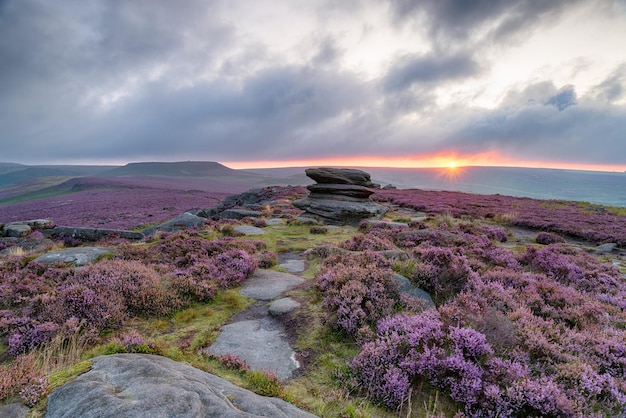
[{"xmin": 293, "ymin": 168, "xmax": 387, "ymax": 225}]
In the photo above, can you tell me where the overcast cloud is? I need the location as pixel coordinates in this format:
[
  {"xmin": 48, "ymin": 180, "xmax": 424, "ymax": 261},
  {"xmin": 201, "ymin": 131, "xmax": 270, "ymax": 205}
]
[{"xmin": 1, "ymin": 0, "xmax": 625, "ymax": 170}]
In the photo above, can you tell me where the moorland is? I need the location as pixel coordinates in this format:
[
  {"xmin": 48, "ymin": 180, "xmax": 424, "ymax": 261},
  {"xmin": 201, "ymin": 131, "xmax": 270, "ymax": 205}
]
[{"xmin": 0, "ymin": 162, "xmax": 625, "ymax": 417}]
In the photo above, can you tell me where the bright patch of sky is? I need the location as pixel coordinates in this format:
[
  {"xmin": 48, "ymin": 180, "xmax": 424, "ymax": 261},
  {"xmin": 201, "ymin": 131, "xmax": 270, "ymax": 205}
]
[{"xmin": 0, "ymin": 0, "xmax": 625, "ymax": 171}]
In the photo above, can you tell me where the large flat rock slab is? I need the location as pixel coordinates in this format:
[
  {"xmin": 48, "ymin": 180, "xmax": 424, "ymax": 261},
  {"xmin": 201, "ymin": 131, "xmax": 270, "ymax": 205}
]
[
  {"xmin": 278, "ymin": 259, "xmax": 305, "ymax": 273},
  {"xmin": 34, "ymin": 247, "xmax": 113, "ymax": 266},
  {"xmin": 233, "ymin": 225, "xmax": 265, "ymax": 235},
  {"xmin": 45, "ymin": 354, "xmax": 315, "ymax": 418},
  {"xmin": 208, "ymin": 319, "xmax": 300, "ymax": 380},
  {"xmin": 239, "ymin": 270, "xmax": 304, "ymax": 301}
]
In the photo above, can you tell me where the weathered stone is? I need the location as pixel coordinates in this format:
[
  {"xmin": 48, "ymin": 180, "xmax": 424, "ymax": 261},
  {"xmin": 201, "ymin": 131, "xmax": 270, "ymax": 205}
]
[
  {"xmin": 294, "ymin": 216, "xmax": 319, "ymax": 225},
  {"xmin": 266, "ymin": 218, "xmax": 285, "ymax": 225},
  {"xmin": 221, "ymin": 189, "xmax": 264, "ymax": 207},
  {"xmin": 46, "ymin": 227, "xmax": 143, "ymax": 241},
  {"xmin": 240, "ymin": 270, "xmax": 305, "ymax": 301},
  {"xmin": 279, "ymin": 259, "xmax": 305, "ymax": 273},
  {"xmin": 269, "ymin": 297, "xmax": 301, "ymax": 316},
  {"xmin": 305, "ymin": 168, "xmax": 379, "ymax": 188},
  {"xmin": 294, "ymin": 168, "xmax": 387, "ymax": 225},
  {"xmin": 207, "ymin": 318, "xmax": 300, "ymax": 380},
  {"xmin": 293, "ymin": 198, "xmax": 387, "ymax": 225},
  {"xmin": 34, "ymin": 247, "xmax": 113, "ymax": 266},
  {"xmin": 596, "ymin": 243, "xmax": 617, "ymax": 253},
  {"xmin": 45, "ymin": 354, "xmax": 315, "ymax": 418},
  {"xmin": 307, "ymin": 183, "xmax": 374, "ymax": 199},
  {"xmin": 218, "ymin": 209, "xmax": 264, "ymax": 220},
  {"xmin": 0, "ymin": 403, "xmax": 29, "ymax": 418},
  {"xmin": 143, "ymin": 212, "xmax": 206, "ymax": 235},
  {"xmin": 393, "ymin": 274, "xmax": 436, "ymax": 308},
  {"xmin": 3, "ymin": 222, "xmax": 32, "ymax": 237},
  {"xmin": 24, "ymin": 219, "xmax": 56, "ymax": 229},
  {"xmin": 233, "ymin": 225, "xmax": 265, "ymax": 235}
]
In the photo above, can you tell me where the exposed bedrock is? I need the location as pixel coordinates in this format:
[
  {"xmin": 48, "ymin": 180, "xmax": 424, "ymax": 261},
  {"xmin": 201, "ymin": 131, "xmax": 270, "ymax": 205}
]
[{"xmin": 293, "ymin": 168, "xmax": 387, "ymax": 225}]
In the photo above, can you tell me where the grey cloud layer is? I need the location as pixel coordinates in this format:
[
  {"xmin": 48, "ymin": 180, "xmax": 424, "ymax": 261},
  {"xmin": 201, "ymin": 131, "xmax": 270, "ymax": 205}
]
[{"xmin": 0, "ymin": 0, "xmax": 625, "ymax": 167}]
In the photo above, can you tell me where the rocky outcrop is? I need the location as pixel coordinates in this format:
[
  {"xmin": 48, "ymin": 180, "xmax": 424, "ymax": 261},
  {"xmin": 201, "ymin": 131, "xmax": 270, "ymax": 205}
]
[
  {"xmin": 45, "ymin": 354, "xmax": 316, "ymax": 418},
  {"xmin": 293, "ymin": 168, "xmax": 387, "ymax": 225},
  {"xmin": 393, "ymin": 274, "xmax": 436, "ymax": 308},
  {"xmin": 0, "ymin": 403, "xmax": 29, "ymax": 418},
  {"xmin": 142, "ymin": 212, "xmax": 206, "ymax": 236},
  {"xmin": 44, "ymin": 226, "xmax": 144, "ymax": 241},
  {"xmin": 34, "ymin": 247, "xmax": 114, "ymax": 266},
  {"xmin": 1, "ymin": 219, "xmax": 55, "ymax": 237}
]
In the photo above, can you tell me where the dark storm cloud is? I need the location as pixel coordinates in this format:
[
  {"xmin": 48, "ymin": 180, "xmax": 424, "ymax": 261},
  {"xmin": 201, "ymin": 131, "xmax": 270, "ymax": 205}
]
[
  {"xmin": 387, "ymin": 0, "xmax": 586, "ymax": 44},
  {"xmin": 383, "ymin": 52, "xmax": 480, "ymax": 92},
  {"xmin": 45, "ymin": 65, "xmax": 378, "ymax": 162}
]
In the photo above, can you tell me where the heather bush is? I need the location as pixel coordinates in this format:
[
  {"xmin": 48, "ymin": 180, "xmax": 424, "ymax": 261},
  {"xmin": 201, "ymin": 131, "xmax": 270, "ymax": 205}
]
[
  {"xmin": 7, "ymin": 321, "xmax": 59, "ymax": 356},
  {"xmin": 209, "ymin": 249, "xmax": 257, "ymax": 288},
  {"xmin": 0, "ymin": 353, "xmax": 40, "ymax": 404},
  {"xmin": 49, "ymin": 282, "xmax": 127, "ymax": 330},
  {"xmin": 256, "ymin": 249, "xmax": 278, "ymax": 268},
  {"xmin": 19, "ymin": 377, "xmax": 48, "ymax": 407},
  {"xmin": 215, "ymin": 352, "xmax": 250, "ymax": 372},
  {"xmin": 401, "ymin": 245, "xmax": 477, "ymax": 303},
  {"xmin": 350, "ymin": 311, "xmax": 579, "ymax": 416},
  {"xmin": 316, "ymin": 252, "xmax": 399, "ymax": 338},
  {"xmin": 170, "ymin": 272, "xmax": 217, "ymax": 303},
  {"xmin": 109, "ymin": 330, "xmax": 158, "ymax": 354},
  {"xmin": 74, "ymin": 260, "xmax": 175, "ymax": 317},
  {"xmin": 339, "ymin": 233, "xmax": 395, "ymax": 251},
  {"xmin": 375, "ymin": 188, "xmax": 626, "ymax": 246}
]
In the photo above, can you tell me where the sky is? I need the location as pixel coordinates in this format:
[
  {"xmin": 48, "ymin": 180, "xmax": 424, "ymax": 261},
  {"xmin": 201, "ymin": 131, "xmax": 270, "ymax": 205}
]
[{"xmin": 1, "ymin": 0, "xmax": 626, "ymax": 171}]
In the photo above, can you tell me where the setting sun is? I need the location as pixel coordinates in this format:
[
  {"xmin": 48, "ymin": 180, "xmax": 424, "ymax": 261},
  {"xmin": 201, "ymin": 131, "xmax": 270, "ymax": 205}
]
[{"xmin": 448, "ymin": 161, "xmax": 458, "ymax": 169}]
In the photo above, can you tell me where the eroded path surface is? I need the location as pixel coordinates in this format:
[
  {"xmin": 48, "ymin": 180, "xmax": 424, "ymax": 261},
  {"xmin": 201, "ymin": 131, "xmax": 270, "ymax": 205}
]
[{"xmin": 207, "ymin": 264, "xmax": 306, "ymax": 380}]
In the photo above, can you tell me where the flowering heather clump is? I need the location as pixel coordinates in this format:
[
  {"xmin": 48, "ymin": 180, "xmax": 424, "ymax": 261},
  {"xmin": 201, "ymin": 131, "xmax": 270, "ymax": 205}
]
[
  {"xmin": 110, "ymin": 330, "xmax": 157, "ymax": 354},
  {"xmin": 256, "ymin": 250, "xmax": 277, "ymax": 268},
  {"xmin": 0, "ymin": 354, "xmax": 39, "ymax": 403},
  {"xmin": 462, "ymin": 235, "xmax": 520, "ymax": 271},
  {"xmin": 339, "ymin": 233, "xmax": 396, "ymax": 251},
  {"xmin": 316, "ymin": 252, "xmax": 399, "ymax": 338},
  {"xmin": 209, "ymin": 249, "xmax": 257, "ymax": 288},
  {"xmin": 50, "ymin": 282, "xmax": 127, "ymax": 331},
  {"xmin": 350, "ymin": 311, "xmax": 578, "ymax": 416},
  {"xmin": 19, "ymin": 377, "xmax": 49, "ymax": 407},
  {"xmin": 0, "ymin": 176, "xmax": 240, "ymax": 230},
  {"xmin": 73, "ymin": 259, "xmax": 175, "ymax": 316},
  {"xmin": 217, "ymin": 353, "xmax": 251, "ymax": 372},
  {"xmin": 482, "ymin": 226, "xmax": 508, "ymax": 243},
  {"xmin": 7, "ymin": 322, "xmax": 59, "ymax": 356},
  {"xmin": 402, "ymin": 245, "xmax": 477, "ymax": 303},
  {"xmin": 375, "ymin": 188, "xmax": 626, "ymax": 246},
  {"xmin": 170, "ymin": 272, "xmax": 217, "ymax": 303}
]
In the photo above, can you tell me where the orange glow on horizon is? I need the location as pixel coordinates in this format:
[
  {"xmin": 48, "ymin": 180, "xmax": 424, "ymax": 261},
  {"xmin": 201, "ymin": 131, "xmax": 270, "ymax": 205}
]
[{"xmin": 222, "ymin": 153, "xmax": 626, "ymax": 173}]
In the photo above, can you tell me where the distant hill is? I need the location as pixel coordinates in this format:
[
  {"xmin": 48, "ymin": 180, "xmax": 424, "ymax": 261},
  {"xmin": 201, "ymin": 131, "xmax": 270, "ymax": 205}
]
[
  {"xmin": 102, "ymin": 161, "xmax": 239, "ymax": 177},
  {"xmin": 0, "ymin": 165, "xmax": 115, "ymax": 187}
]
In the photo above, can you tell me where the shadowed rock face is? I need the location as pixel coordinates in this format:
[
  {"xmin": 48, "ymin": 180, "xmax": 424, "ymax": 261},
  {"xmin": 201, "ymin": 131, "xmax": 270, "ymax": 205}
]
[
  {"xmin": 45, "ymin": 354, "xmax": 316, "ymax": 418},
  {"xmin": 294, "ymin": 168, "xmax": 387, "ymax": 225},
  {"xmin": 305, "ymin": 168, "xmax": 379, "ymax": 188}
]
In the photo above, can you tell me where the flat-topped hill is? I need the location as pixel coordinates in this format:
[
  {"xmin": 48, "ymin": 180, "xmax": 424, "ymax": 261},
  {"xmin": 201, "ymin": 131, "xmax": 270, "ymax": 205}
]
[{"xmin": 103, "ymin": 161, "xmax": 239, "ymax": 177}]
